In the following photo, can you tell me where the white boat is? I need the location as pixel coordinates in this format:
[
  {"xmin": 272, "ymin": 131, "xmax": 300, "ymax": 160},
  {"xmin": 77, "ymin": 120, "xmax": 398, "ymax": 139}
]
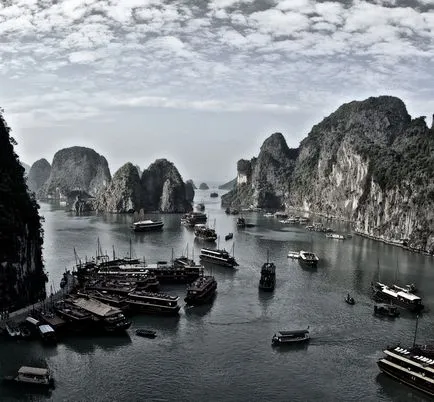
[
  {"xmin": 287, "ymin": 251, "xmax": 300, "ymax": 259},
  {"xmin": 132, "ymin": 220, "xmax": 164, "ymax": 232},
  {"xmin": 325, "ymin": 233, "xmax": 345, "ymax": 240},
  {"xmin": 3, "ymin": 366, "xmax": 54, "ymax": 388},
  {"xmin": 263, "ymin": 213, "xmax": 274, "ymax": 217},
  {"xmin": 299, "ymin": 250, "xmax": 319, "ymax": 266}
]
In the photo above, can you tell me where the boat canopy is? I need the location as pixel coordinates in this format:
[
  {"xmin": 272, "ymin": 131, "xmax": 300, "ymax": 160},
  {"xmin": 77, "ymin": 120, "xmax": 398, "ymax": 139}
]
[
  {"xmin": 38, "ymin": 324, "xmax": 55, "ymax": 334},
  {"xmin": 276, "ymin": 329, "xmax": 309, "ymax": 336},
  {"xmin": 18, "ymin": 366, "xmax": 49, "ymax": 376},
  {"xmin": 25, "ymin": 317, "xmax": 40, "ymax": 326}
]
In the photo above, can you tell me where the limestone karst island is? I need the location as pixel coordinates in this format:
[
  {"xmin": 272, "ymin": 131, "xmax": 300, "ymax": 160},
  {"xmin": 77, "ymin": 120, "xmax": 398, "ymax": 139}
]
[{"xmin": 1, "ymin": 95, "xmax": 434, "ymax": 400}]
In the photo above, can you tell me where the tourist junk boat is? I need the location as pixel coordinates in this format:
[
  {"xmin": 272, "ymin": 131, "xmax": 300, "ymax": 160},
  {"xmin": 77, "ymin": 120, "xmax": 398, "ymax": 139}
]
[
  {"xmin": 210, "ymin": 192, "xmax": 218, "ymax": 198},
  {"xmin": 326, "ymin": 233, "xmax": 345, "ymax": 240},
  {"xmin": 374, "ymin": 303, "xmax": 400, "ymax": 318},
  {"xmin": 126, "ymin": 290, "xmax": 180, "ymax": 315},
  {"xmin": 271, "ymin": 328, "xmax": 310, "ymax": 346},
  {"xmin": 377, "ymin": 317, "xmax": 434, "ymax": 397},
  {"xmin": 184, "ymin": 275, "xmax": 217, "ymax": 306},
  {"xmin": 298, "ymin": 250, "xmax": 319, "ymax": 267},
  {"xmin": 378, "ymin": 345, "xmax": 434, "ymax": 397},
  {"xmin": 259, "ymin": 251, "xmax": 276, "ymax": 292},
  {"xmin": 199, "ymin": 246, "xmax": 239, "ymax": 268},
  {"xmin": 236, "ymin": 217, "xmax": 255, "ymax": 228},
  {"xmin": 3, "ymin": 366, "xmax": 55, "ymax": 389},
  {"xmin": 287, "ymin": 251, "xmax": 300, "ymax": 259},
  {"xmin": 135, "ymin": 329, "xmax": 157, "ymax": 338},
  {"xmin": 194, "ymin": 224, "xmax": 217, "ymax": 242},
  {"xmin": 131, "ymin": 219, "xmax": 164, "ymax": 232},
  {"xmin": 372, "ymin": 282, "xmax": 424, "ymax": 313},
  {"xmin": 181, "ymin": 212, "xmax": 207, "ymax": 227}
]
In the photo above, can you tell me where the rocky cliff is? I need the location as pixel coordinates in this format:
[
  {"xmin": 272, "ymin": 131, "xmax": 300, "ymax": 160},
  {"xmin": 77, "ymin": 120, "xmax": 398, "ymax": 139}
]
[
  {"xmin": 38, "ymin": 147, "xmax": 111, "ymax": 206},
  {"xmin": 141, "ymin": 159, "xmax": 192, "ymax": 213},
  {"xmin": 223, "ymin": 97, "xmax": 434, "ymax": 253},
  {"xmin": 27, "ymin": 158, "xmax": 51, "ymax": 194},
  {"xmin": 94, "ymin": 162, "xmax": 142, "ymax": 213},
  {"xmin": 219, "ymin": 178, "xmax": 236, "ymax": 190},
  {"xmin": 199, "ymin": 183, "xmax": 209, "ymax": 190},
  {"xmin": 221, "ymin": 133, "xmax": 299, "ymax": 209},
  {"xmin": 0, "ymin": 111, "xmax": 47, "ymax": 310},
  {"xmin": 185, "ymin": 180, "xmax": 195, "ymax": 203}
]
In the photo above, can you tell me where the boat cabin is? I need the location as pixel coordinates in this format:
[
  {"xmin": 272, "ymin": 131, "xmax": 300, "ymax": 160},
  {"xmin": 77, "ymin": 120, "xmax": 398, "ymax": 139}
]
[
  {"xmin": 16, "ymin": 366, "xmax": 53, "ymax": 386},
  {"xmin": 272, "ymin": 329, "xmax": 310, "ymax": 345},
  {"xmin": 38, "ymin": 324, "xmax": 57, "ymax": 343}
]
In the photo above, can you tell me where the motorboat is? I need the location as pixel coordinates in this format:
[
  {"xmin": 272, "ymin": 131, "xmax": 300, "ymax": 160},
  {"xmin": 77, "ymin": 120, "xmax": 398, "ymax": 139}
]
[
  {"xmin": 272, "ymin": 328, "xmax": 310, "ymax": 346},
  {"xmin": 345, "ymin": 294, "xmax": 355, "ymax": 305},
  {"xmin": 3, "ymin": 366, "xmax": 54, "ymax": 388},
  {"xmin": 135, "ymin": 329, "xmax": 157, "ymax": 338}
]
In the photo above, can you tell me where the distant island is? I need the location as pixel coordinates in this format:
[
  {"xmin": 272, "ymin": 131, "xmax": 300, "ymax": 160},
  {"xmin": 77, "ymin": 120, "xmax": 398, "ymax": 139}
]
[
  {"xmin": 218, "ymin": 178, "xmax": 236, "ymax": 190},
  {"xmin": 222, "ymin": 96, "xmax": 434, "ymax": 254},
  {"xmin": 198, "ymin": 182, "xmax": 209, "ymax": 190}
]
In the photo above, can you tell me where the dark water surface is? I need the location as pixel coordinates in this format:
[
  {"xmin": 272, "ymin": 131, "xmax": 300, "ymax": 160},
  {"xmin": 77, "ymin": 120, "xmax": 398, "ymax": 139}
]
[{"xmin": 1, "ymin": 189, "xmax": 433, "ymax": 402}]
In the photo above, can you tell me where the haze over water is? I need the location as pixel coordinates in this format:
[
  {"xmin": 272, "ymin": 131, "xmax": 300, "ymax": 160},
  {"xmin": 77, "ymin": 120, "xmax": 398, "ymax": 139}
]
[{"xmin": 1, "ymin": 189, "xmax": 433, "ymax": 402}]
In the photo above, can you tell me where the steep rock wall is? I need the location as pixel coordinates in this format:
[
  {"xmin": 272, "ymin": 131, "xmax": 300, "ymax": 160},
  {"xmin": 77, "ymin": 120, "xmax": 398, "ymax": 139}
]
[{"xmin": 0, "ymin": 112, "xmax": 47, "ymax": 310}]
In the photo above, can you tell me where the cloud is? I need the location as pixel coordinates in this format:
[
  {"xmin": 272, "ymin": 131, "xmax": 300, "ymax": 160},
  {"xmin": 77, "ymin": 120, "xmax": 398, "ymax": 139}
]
[{"xmin": 1, "ymin": 0, "xmax": 434, "ymax": 179}]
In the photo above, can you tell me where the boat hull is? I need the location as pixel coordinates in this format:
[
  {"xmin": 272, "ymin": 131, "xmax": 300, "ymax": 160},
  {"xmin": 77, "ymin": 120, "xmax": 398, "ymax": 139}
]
[
  {"xmin": 185, "ymin": 286, "xmax": 217, "ymax": 306},
  {"xmin": 377, "ymin": 360, "xmax": 434, "ymax": 397},
  {"xmin": 133, "ymin": 224, "xmax": 163, "ymax": 232},
  {"xmin": 200, "ymin": 255, "xmax": 237, "ymax": 267},
  {"xmin": 127, "ymin": 302, "xmax": 180, "ymax": 316},
  {"xmin": 272, "ymin": 337, "xmax": 310, "ymax": 346},
  {"xmin": 373, "ymin": 291, "xmax": 423, "ymax": 313}
]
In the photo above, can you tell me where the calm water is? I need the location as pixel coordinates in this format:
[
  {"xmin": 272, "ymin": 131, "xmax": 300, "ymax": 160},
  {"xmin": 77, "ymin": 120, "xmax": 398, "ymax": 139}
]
[{"xmin": 1, "ymin": 189, "xmax": 434, "ymax": 402}]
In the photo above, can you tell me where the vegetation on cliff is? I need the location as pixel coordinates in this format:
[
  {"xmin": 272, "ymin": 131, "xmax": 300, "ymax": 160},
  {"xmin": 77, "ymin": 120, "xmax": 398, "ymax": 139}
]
[{"xmin": 0, "ymin": 110, "xmax": 47, "ymax": 310}]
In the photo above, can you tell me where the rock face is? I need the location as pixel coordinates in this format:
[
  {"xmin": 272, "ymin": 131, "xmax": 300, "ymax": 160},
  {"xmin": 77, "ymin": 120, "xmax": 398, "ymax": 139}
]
[
  {"xmin": 94, "ymin": 163, "xmax": 142, "ymax": 213},
  {"xmin": 218, "ymin": 178, "xmax": 236, "ymax": 190},
  {"xmin": 185, "ymin": 180, "xmax": 195, "ymax": 203},
  {"xmin": 223, "ymin": 96, "xmax": 434, "ymax": 253},
  {"xmin": 0, "ymin": 112, "xmax": 47, "ymax": 310},
  {"xmin": 27, "ymin": 158, "xmax": 51, "ymax": 194},
  {"xmin": 199, "ymin": 182, "xmax": 209, "ymax": 190},
  {"xmin": 141, "ymin": 159, "xmax": 192, "ymax": 213},
  {"xmin": 38, "ymin": 147, "xmax": 111, "ymax": 206},
  {"xmin": 221, "ymin": 133, "xmax": 298, "ymax": 209}
]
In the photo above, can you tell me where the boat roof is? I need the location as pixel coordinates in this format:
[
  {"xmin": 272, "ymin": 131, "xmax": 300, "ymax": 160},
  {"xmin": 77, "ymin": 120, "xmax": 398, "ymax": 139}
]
[
  {"xmin": 38, "ymin": 324, "xmax": 55, "ymax": 334},
  {"xmin": 277, "ymin": 329, "xmax": 309, "ymax": 336},
  {"xmin": 385, "ymin": 347, "xmax": 434, "ymax": 374},
  {"xmin": 25, "ymin": 317, "xmax": 40, "ymax": 325},
  {"xmin": 133, "ymin": 220, "xmax": 162, "ymax": 225},
  {"xmin": 381, "ymin": 287, "xmax": 421, "ymax": 301},
  {"xmin": 72, "ymin": 297, "xmax": 122, "ymax": 317},
  {"xmin": 18, "ymin": 366, "xmax": 49, "ymax": 376}
]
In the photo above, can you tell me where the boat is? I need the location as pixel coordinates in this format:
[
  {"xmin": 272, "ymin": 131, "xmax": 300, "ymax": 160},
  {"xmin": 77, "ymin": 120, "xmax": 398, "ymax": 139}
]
[
  {"xmin": 299, "ymin": 250, "xmax": 319, "ymax": 267},
  {"xmin": 372, "ymin": 282, "xmax": 424, "ymax": 313},
  {"xmin": 38, "ymin": 324, "xmax": 57, "ymax": 344},
  {"xmin": 274, "ymin": 212, "xmax": 288, "ymax": 219},
  {"xmin": 181, "ymin": 212, "xmax": 207, "ymax": 227},
  {"xmin": 126, "ymin": 290, "xmax": 180, "ymax": 315},
  {"xmin": 287, "ymin": 251, "xmax": 300, "ymax": 259},
  {"xmin": 377, "ymin": 316, "xmax": 434, "ymax": 397},
  {"xmin": 199, "ymin": 247, "xmax": 239, "ymax": 267},
  {"xmin": 345, "ymin": 294, "xmax": 355, "ymax": 305},
  {"xmin": 258, "ymin": 254, "xmax": 276, "ymax": 292},
  {"xmin": 325, "ymin": 233, "xmax": 345, "ymax": 240},
  {"xmin": 131, "ymin": 220, "xmax": 164, "ymax": 232},
  {"xmin": 135, "ymin": 329, "xmax": 157, "ymax": 338},
  {"xmin": 374, "ymin": 303, "xmax": 400, "ymax": 318},
  {"xmin": 225, "ymin": 233, "xmax": 233, "ymax": 241},
  {"xmin": 210, "ymin": 192, "xmax": 218, "ymax": 198},
  {"xmin": 272, "ymin": 328, "xmax": 310, "ymax": 346},
  {"xmin": 184, "ymin": 275, "xmax": 217, "ymax": 306},
  {"xmin": 263, "ymin": 212, "xmax": 274, "ymax": 217},
  {"xmin": 3, "ymin": 366, "xmax": 54, "ymax": 388},
  {"xmin": 194, "ymin": 224, "xmax": 217, "ymax": 242},
  {"xmin": 236, "ymin": 217, "xmax": 255, "ymax": 228},
  {"xmin": 195, "ymin": 203, "xmax": 205, "ymax": 211}
]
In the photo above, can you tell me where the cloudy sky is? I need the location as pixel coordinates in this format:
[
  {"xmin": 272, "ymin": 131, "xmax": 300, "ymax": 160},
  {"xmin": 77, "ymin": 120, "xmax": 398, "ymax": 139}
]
[{"xmin": 1, "ymin": 0, "xmax": 434, "ymax": 182}]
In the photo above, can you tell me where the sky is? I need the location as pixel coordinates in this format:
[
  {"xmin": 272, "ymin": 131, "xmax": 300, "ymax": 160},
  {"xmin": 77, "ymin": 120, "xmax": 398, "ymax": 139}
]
[{"xmin": 1, "ymin": 0, "xmax": 434, "ymax": 183}]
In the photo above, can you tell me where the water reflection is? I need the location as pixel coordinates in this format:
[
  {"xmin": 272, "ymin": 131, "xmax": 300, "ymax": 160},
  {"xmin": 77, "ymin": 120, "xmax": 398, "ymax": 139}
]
[
  {"xmin": 184, "ymin": 297, "xmax": 216, "ymax": 319},
  {"xmin": 63, "ymin": 332, "xmax": 132, "ymax": 354}
]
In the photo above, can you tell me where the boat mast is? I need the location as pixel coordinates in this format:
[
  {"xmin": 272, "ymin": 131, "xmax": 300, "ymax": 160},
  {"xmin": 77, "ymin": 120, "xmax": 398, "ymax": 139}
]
[
  {"xmin": 413, "ymin": 315, "xmax": 420, "ymax": 347},
  {"xmin": 267, "ymin": 249, "xmax": 269, "ymax": 264},
  {"xmin": 171, "ymin": 248, "xmax": 174, "ymax": 264},
  {"xmin": 129, "ymin": 238, "xmax": 132, "ymax": 260}
]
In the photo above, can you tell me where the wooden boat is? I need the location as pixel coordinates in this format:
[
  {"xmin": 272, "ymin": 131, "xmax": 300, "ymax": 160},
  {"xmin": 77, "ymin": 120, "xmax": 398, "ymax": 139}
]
[
  {"xmin": 3, "ymin": 366, "xmax": 54, "ymax": 388},
  {"xmin": 225, "ymin": 233, "xmax": 233, "ymax": 241},
  {"xmin": 272, "ymin": 328, "xmax": 310, "ymax": 346},
  {"xmin": 258, "ymin": 250, "xmax": 275, "ymax": 292},
  {"xmin": 135, "ymin": 329, "xmax": 157, "ymax": 338},
  {"xmin": 287, "ymin": 251, "xmax": 300, "ymax": 259},
  {"xmin": 131, "ymin": 220, "xmax": 164, "ymax": 232},
  {"xmin": 374, "ymin": 303, "xmax": 400, "ymax": 318},
  {"xmin": 345, "ymin": 294, "xmax": 355, "ymax": 305}
]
